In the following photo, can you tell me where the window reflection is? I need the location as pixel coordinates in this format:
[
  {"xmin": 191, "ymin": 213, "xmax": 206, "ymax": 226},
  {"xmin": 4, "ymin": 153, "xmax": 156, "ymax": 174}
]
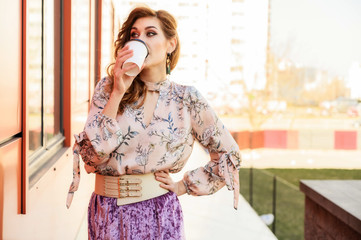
[
  {"xmin": 28, "ymin": 0, "xmax": 62, "ymax": 164},
  {"xmin": 72, "ymin": 0, "xmax": 90, "ymax": 104},
  {"xmin": 101, "ymin": 1, "xmax": 115, "ymax": 80},
  {"xmin": 43, "ymin": 0, "xmax": 60, "ymax": 143},
  {"xmin": 28, "ymin": 0, "xmax": 42, "ymax": 155}
]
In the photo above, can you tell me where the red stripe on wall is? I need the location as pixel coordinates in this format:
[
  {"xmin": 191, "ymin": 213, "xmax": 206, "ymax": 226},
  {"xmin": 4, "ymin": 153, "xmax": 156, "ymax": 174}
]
[
  {"xmin": 264, "ymin": 130, "xmax": 287, "ymax": 148},
  {"xmin": 334, "ymin": 131, "xmax": 357, "ymax": 150},
  {"xmin": 237, "ymin": 131, "xmax": 250, "ymax": 150},
  {"xmin": 251, "ymin": 131, "xmax": 264, "ymax": 149},
  {"xmin": 287, "ymin": 130, "xmax": 298, "ymax": 149}
]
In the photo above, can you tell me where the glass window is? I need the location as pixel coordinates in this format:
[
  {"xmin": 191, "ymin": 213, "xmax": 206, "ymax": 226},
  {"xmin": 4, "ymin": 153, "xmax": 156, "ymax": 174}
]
[
  {"xmin": 28, "ymin": 0, "xmax": 43, "ymax": 155},
  {"xmin": 28, "ymin": 0, "xmax": 63, "ymax": 185},
  {"xmin": 72, "ymin": 0, "xmax": 90, "ymax": 105},
  {"xmin": 100, "ymin": 1, "xmax": 115, "ymax": 79}
]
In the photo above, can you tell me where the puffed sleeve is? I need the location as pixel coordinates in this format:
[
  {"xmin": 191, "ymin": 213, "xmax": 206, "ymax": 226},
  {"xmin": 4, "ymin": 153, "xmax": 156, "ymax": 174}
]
[
  {"xmin": 66, "ymin": 77, "xmax": 122, "ymax": 208},
  {"xmin": 182, "ymin": 86, "xmax": 242, "ymax": 209},
  {"xmin": 77, "ymin": 77, "xmax": 124, "ymax": 167}
]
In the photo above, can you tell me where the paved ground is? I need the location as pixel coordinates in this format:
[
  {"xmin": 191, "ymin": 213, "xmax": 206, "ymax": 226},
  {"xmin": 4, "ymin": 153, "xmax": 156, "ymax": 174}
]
[{"xmin": 173, "ymin": 143, "xmax": 277, "ymax": 240}]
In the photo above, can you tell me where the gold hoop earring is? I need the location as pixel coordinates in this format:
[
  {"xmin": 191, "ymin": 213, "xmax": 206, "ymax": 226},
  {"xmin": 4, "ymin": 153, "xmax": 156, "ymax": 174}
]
[{"xmin": 166, "ymin": 53, "xmax": 171, "ymax": 75}]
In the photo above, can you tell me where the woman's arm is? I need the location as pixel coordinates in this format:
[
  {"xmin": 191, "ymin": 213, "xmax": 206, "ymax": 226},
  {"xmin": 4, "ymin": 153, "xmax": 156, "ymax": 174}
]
[
  {"xmin": 101, "ymin": 91, "xmax": 124, "ymax": 119},
  {"xmin": 77, "ymin": 46, "xmax": 140, "ymax": 166},
  {"xmin": 102, "ymin": 45, "xmax": 138, "ymax": 119},
  {"xmin": 181, "ymin": 86, "xmax": 242, "ymax": 209}
]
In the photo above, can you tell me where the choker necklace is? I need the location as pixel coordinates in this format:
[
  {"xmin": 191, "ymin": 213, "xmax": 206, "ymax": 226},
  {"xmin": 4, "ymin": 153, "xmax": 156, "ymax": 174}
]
[{"xmin": 147, "ymin": 89, "xmax": 159, "ymax": 93}]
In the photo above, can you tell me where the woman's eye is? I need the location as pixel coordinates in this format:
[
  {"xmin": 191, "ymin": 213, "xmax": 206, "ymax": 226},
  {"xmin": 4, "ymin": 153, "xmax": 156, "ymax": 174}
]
[
  {"xmin": 147, "ymin": 32, "xmax": 157, "ymax": 37},
  {"xmin": 130, "ymin": 32, "xmax": 139, "ymax": 38}
]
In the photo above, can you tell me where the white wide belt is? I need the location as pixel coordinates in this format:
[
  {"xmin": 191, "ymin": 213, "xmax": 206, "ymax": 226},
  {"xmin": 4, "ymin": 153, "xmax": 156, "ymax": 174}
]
[{"xmin": 94, "ymin": 173, "xmax": 169, "ymax": 206}]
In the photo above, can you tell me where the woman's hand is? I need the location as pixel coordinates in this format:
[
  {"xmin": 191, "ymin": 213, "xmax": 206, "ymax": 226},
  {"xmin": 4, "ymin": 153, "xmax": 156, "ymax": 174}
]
[
  {"xmin": 155, "ymin": 171, "xmax": 187, "ymax": 196},
  {"xmin": 112, "ymin": 45, "xmax": 139, "ymax": 95},
  {"xmin": 101, "ymin": 46, "xmax": 139, "ymax": 119}
]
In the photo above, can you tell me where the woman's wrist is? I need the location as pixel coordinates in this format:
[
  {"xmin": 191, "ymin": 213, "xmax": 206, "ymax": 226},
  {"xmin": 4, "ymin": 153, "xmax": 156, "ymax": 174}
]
[
  {"xmin": 182, "ymin": 180, "xmax": 191, "ymax": 195},
  {"xmin": 111, "ymin": 89, "xmax": 125, "ymax": 100},
  {"xmin": 176, "ymin": 180, "xmax": 187, "ymax": 196},
  {"xmin": 101, "ymin": 90, "xmax": 124, "ymax": 119}
]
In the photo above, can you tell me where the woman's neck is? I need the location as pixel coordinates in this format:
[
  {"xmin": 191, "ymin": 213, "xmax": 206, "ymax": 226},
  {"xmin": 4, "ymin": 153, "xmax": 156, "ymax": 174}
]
[{"xmin": 139, "ymin": 65, "xmax": 167, "ymax": 83}]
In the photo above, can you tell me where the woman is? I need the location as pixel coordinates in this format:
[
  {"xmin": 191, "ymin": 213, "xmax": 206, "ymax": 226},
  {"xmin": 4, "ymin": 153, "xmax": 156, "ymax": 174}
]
[{"xmin": 67, "ymin": 6, "xmax": 241, "ymax": 240}]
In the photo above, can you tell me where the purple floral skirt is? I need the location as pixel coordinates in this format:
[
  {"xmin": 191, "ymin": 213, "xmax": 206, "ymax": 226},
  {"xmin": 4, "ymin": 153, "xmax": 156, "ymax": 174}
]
[{"xmin": 88, "ymin": 191, "xmax": 185, "ymax": 240}]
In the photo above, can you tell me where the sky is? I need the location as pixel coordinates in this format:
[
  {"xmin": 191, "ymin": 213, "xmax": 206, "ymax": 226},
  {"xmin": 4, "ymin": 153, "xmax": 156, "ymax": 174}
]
[{"xmin": 270, "ymin": 0, "xmax": 361, "ymax": 76}]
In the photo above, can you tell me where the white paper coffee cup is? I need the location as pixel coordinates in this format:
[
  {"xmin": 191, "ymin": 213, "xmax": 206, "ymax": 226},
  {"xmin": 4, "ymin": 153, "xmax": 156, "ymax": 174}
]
[{"xmin": 122, "ymin": 39, "xmax": 149, "ymax": 76}]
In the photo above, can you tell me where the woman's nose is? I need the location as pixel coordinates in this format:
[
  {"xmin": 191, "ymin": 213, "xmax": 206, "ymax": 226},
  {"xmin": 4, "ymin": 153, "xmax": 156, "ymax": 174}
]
[
  {"xmin": 137, "ymin": 35, "xmax": 148, "ymax": 48},
  {"xmin": 137, "ymin": 34, "xmax": 146, "ymax": 43}
]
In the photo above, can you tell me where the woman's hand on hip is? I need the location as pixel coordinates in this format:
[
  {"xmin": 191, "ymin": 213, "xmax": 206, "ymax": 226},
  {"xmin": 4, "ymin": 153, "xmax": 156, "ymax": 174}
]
[
  {"xmin": 112, "ymin": 45, "xmax": 139, "ymax": 95},
  {"xmin": 155, "ymin": 171, "xmax": 187, "ymax": 196}
]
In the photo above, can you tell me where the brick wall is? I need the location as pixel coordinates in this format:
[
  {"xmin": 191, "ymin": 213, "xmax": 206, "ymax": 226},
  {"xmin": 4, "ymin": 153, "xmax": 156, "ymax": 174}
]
[{"xmin": 304, "ymin": 197, "xmax": 360, "ymax": 240}]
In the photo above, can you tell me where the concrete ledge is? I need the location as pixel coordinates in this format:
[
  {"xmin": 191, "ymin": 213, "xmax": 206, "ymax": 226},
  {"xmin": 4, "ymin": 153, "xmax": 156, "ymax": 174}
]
[{"xmin": 300, "ymin": 180, "xmax": 361, "ymax": 239}]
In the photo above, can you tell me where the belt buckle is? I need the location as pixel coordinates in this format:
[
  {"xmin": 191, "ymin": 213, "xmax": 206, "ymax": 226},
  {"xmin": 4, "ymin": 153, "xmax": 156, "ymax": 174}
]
[{"xmin": 117, "ymin": 177, "xmax": 142, "ymax": 198}]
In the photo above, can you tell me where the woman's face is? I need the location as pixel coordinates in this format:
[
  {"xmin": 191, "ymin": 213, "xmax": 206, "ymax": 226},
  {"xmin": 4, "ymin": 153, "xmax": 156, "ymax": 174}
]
[{"xmin": 129, "ymin": 17, "xmax": 175, "ymax": 71}]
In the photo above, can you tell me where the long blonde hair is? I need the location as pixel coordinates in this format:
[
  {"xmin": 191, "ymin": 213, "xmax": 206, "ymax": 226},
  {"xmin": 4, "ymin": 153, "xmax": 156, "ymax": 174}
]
[{"xmin": 106, "ymin": 6, "xmax": 180, "ymax": 114}]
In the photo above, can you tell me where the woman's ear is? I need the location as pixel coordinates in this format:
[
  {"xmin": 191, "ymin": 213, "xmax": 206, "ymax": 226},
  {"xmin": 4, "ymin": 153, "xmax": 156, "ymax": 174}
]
[{"xmin": 167, "ymin": 37, "xmax": 177, "ymax": 54}]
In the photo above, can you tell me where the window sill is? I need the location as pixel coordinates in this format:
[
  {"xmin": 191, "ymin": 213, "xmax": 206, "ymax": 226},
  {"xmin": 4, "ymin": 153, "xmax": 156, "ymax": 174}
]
[{"xmin": 29, "ymin": 136, "xmax": 67, "ymax": 188}]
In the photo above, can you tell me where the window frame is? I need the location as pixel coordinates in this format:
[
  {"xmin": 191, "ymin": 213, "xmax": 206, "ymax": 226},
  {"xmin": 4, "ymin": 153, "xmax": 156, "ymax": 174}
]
[{"xmin": 27, "ymin": 0, "xmax": 65, "ymax": 188}]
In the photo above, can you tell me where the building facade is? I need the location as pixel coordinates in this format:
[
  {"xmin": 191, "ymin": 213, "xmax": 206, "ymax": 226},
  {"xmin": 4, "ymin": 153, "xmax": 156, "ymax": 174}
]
[{"xmin": 0, "ymin": 0, "xmax": 120, "ymax": 239}]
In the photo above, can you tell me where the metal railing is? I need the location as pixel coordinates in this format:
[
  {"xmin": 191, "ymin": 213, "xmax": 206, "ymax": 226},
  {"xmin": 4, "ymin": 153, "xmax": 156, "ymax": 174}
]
[{"xmin": 240, "ymin": 168, "xmax": 304, "ymax": 240}]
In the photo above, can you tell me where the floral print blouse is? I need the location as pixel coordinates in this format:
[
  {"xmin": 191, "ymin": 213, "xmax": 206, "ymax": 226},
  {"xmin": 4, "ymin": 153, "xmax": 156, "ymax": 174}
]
[{"xmin": 67, "ymin": 77, "xmax": 241, "ymax": 209}]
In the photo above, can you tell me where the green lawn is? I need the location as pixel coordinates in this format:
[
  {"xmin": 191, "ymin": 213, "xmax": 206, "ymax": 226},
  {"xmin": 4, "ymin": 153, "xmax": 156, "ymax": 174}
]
[{"xmin": 239, "ymin": 168, "xmax": 361, "ymax": 240}]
